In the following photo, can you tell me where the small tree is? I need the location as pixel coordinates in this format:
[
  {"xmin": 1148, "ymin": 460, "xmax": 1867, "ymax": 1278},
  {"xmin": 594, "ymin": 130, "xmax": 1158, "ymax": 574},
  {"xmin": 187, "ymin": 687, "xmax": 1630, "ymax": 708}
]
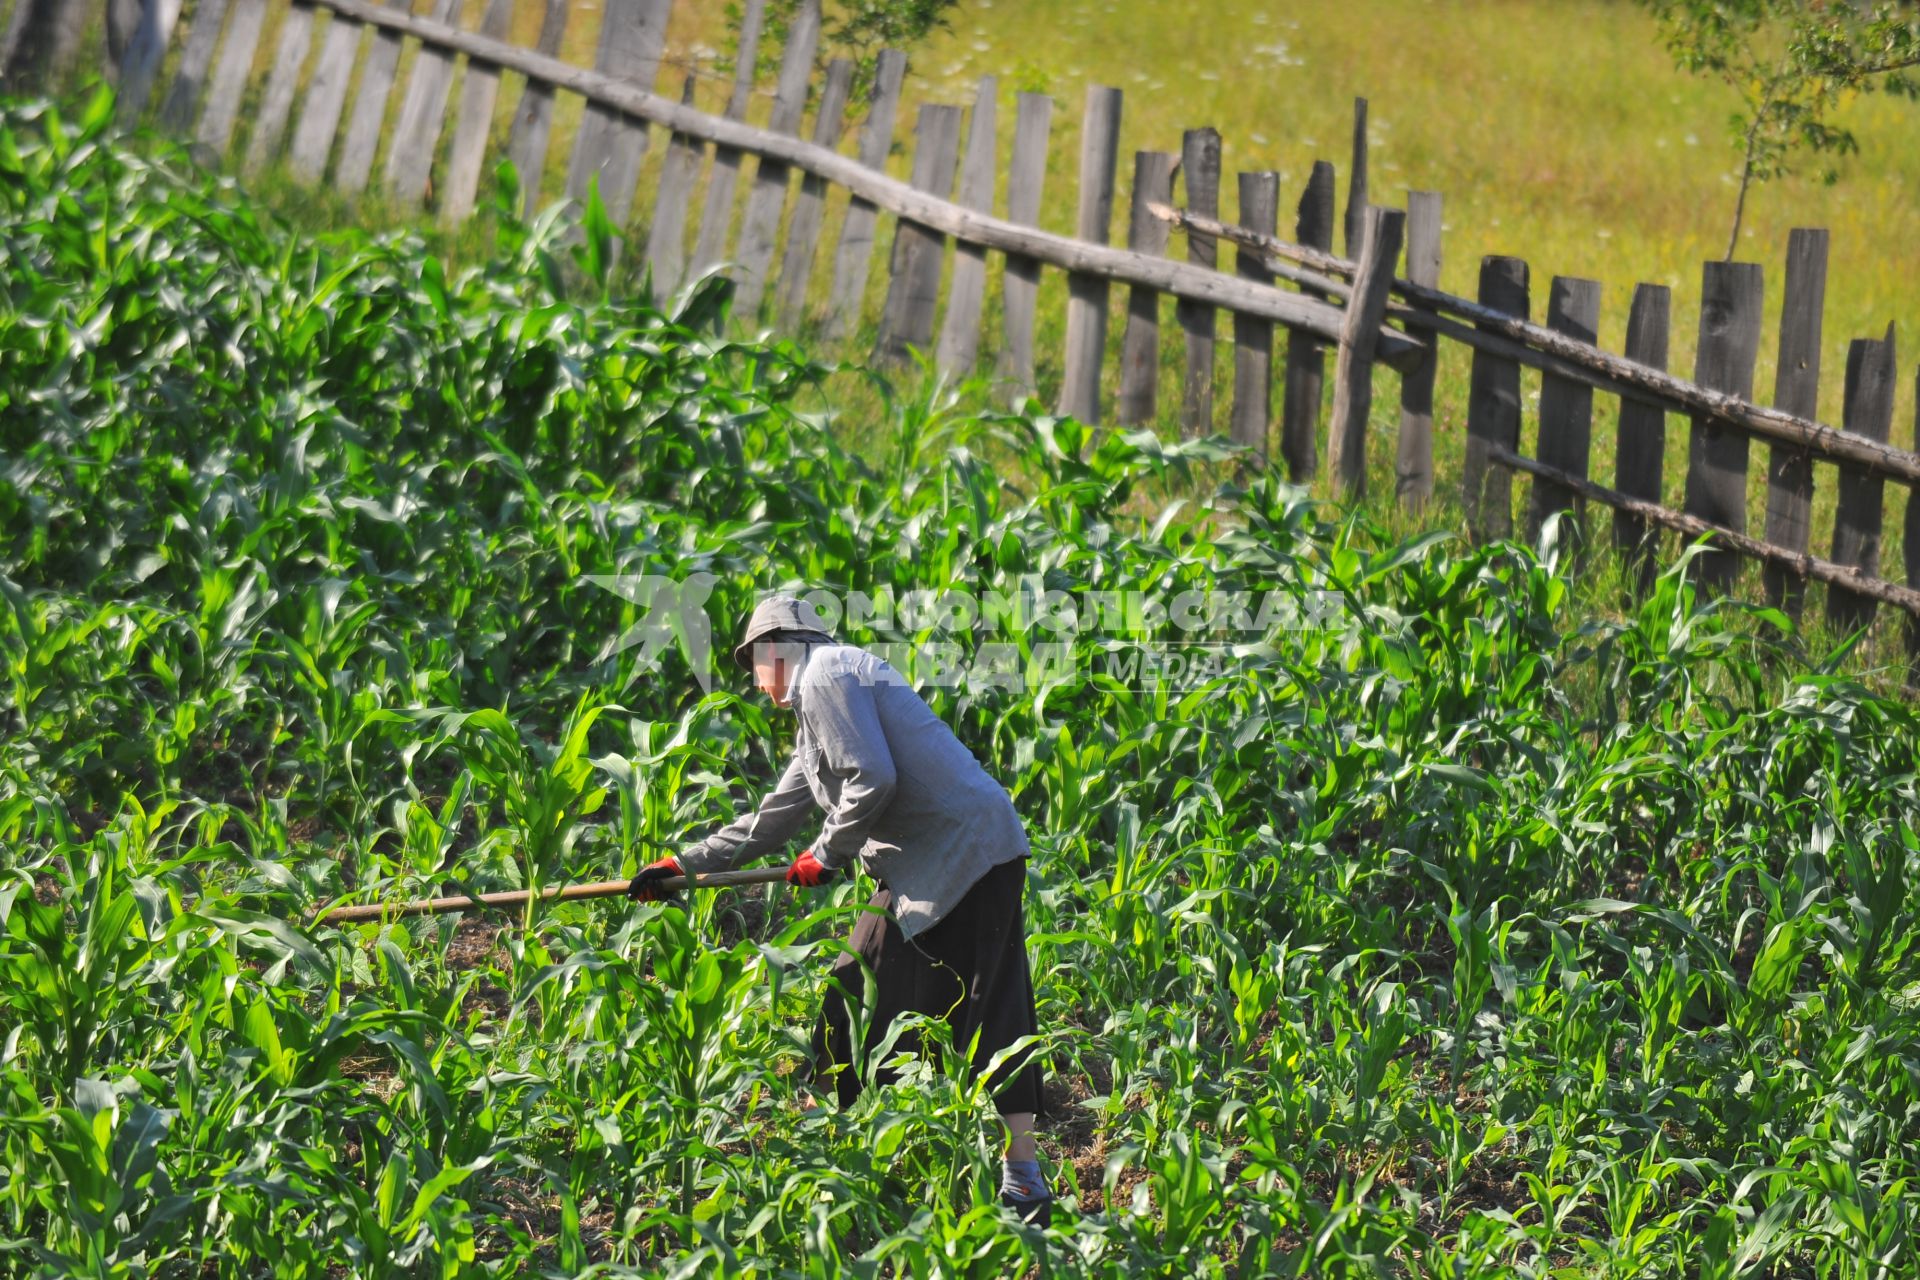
[
  {"xmin": 724, "ymin": 0, "xmax": 961, "ymax": 113},
  {"xmin": 1635, "ymin": 0, "xmax": 1920, "ymax": 259}
]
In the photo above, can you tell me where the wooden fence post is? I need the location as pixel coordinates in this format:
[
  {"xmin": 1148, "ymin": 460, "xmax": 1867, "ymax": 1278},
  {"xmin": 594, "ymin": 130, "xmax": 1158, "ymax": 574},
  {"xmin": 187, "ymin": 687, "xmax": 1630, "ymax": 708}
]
[
  {"xmin": 245, "ymin": 0, "xmax": 319, "ymax": 175},
  {"xmin": 645, "ymin": 76, "xmax": 703, "ymax": 298},
  {"xmin": 1058, "ymin": 84, "xmax": 1123, "ymax": 424},
  {"xmin": 562, "ymin": 0, "xmax": 672, "ymax": 228},
  {"xmin": 1526, "ymin": 276, "xmax": 1603, "ymax": 558},
  {"xmin": 825, "ymin": 47, "xmax": 908, "ymax": 342},
  {"xmin": 1326, "ymin": 204, "xmax": 1405, "ymax": 497},
  {"xmin": 334, "ymin": 0, "xmax": 408, "ymax": 194},
  {"xmin": 773, "ymin": 58, "xmax": 855, "ymax": 328},
  {"xmin": 159, "ymin": 0, "xmax": 231, "ymax": 132},
  {"xmin": 1907, "ymin": 365, "xmax": 1920, "ymax": 681},
  {"xmin": 1826, "ymin": 325, "xmax": 1898, "ymax": 635},
  {"xmin": 689, "ymin": 0, "xmax": 767, "ymax": 285},
  {"xmin": 934, "ymin": 75, "xmax": 999, "ymax": 376},
  {"xmin": 1396, "ymin": 190, "xmax": 1441, "ymax": 508},
  {"xmin": 996, "ymin": 91, "xmax": 1052, "ymax": 399},
  {"xmin": 1762, "ymin": 228, "xmax": 1829, "ymax": 620},
  {"xmin": 1176, "ymin": 126, "xmax": 1220, "ymax": 437},
  {"xmin": 1230, "ymin": 171, "xmax": 1279, "ymax": 456},
  {"xmin": 1344, "ymin": 97, "xmax": 1367, "ymax": 257},
  {"xmin": 116, "ymin": 0, "xmax": 184, "ymax": 123},
  {"xmin": 1463, "ymin": 256, "xmax": 1530, "ymax": 543},
  {"xmin": 1683, "ymin": 260, "xmax": 1765, "ymax": 596},
  {"xmin": 382, "ymin": 0, "xmax": 465, "ymax": 205},
  {"xmin": 732, "ymin": 0, "xmax": 823, "ymax": 318},
  {"xmin": 503, "ymin": 0, "xmax": 571, "ymax": 217},
  {"xmin": 1612, "ymin": 283, "xmax": 1671, "ymax": 595},
  {"xmin": 1116, "ymin": 150, "xmax": 1178, "ymax": 425},
  {"xmin": 1281, "ymin": 159, "xmax": 1335, "ymax": 479},
  {"xmin": 874, "ymin": 103, "xmax": 962, "ymax": 364},
  {"xmin": 196, "ymin": 0, "xmax": 269, "ymax": 157},
  {"xmin": 440, "ymin": 0, "xmax": 517, "ymax": 224},
  {"xmin": 288, "ymin": 3, "xmax": 366, "ymax": 181}
]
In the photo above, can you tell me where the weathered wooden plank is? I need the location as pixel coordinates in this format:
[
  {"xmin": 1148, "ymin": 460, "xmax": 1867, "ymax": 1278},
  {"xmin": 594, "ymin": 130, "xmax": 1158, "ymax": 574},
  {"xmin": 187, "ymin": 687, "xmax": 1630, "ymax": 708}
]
[
  {"xmin": 1115, "ymin": 149, "xmax": 1177, "ymax": 426},
  {"xmin": 1326, "ymin": 204, "xmax": 1405, "ymax": 495},
  {"xmin": 933, "ymin": 74, "xmax": 999, "ymax": 375},
  {"xmin": 1395, "ymin": 190, "xmax": 1441, "ymax": 508},
  {"xmin": 562, "ymin": 0, "xmax": 670, "ymax": 227},
  {"xmin": 1229, "ymin": 171, "xmax": 1279, "ymax": 455},
  {"xmin": 117, "ymin": 0, "xmax": 183, "ymax": 123},
  {"xmin": 1058, "ymin": 84, "xmax": 1123, "ymax": 424},
  {"xmin": 772, "ymin": 58, "xmax": 853, "ymax": 328},
  {"xmin": 1175, "ymin": 126, "xmax": 1221, "ymax": 438},
  {"xmin": 1761, "ymin": 227, "xmax": 1828, "ymax": 619},
  {"xmin": 1526, "ymin": 276, "xmax": 1602, "ymax": 552},
  {"xmin": 1683, "ymin": 260, "xmax": 1765, "ymax": 595},
  {"xmin": 244, "ymin": 0, "xmax": 317, "ymax": 175},
  {"xmin": 689, "ymin": 0, "xmax": 766, "ymax": 285},
  {"xmin": 995, "ymin": 89, "xmax": 1051, "ymax": 397},
  {"xmin": 1612, "ymin": 283, "xmax": 1671, "ymax": 594},
  {"xmin": 334, "ymin": 0, "xmax": 408, "ymax": 195},
  {"xmin": 1907, "ymin": 367, "xmax": 1920, "ymax": 678},
  {"xmin": 1495, "ymin": 444, "xmax": 1920, "ymax": 619},
  {"xmin": 382, "ymin": 0, "xmax": 462, "ymax": 206},
  {"xmin": 1463, "ymin": 256, "xmax": 1530, "ymax": 543},
  {"xmin": 1826, "ymin": 324, "xmax": 1898, "ymax": 634},
  {"xmin": 439, "ymin": 0, "xmax": 514, "ymax": 224},
  {"xmin": 287, "ymin": 5, "xmax": 362, "ymax": 181},
  {"xmin": 259, "ymin": 0, "xmax": 1426, "ymax": 369},
  {"xmin": 1344, "ymin": 97, "xmax": 1368, "ymax": 258},
  {"xmin": 823, "ymin": 46, "xmax": 908, "ymax": 342},
  {"xmin": 645, "ymin": 75, "xmax": 702, "ymax": 299},
  {"xmin": 158, "ymin": 0, "xmax": 231, "ymax": 132},
  {"xmin": 1281, "ymin": 159, "xmax": 1335, "ymax": 478},
  {"xmin": 874, "ymin": 103, "xmax": 962, "ymax": 364},
  {"xmin": 503, "ymin": 0, "xmax": 569, "ymax": 217},
  {"xmin": 195, "ymin": 0, "xmax": 268, "ymax": 156},
  {"xmin": 732, "ymin": 0, "xmax": 822, "ymax": 318}
]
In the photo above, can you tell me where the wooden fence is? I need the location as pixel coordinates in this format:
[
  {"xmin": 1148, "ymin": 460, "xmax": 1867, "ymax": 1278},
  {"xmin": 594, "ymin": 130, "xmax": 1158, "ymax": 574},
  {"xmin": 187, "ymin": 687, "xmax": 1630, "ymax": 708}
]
[{"xmin": 37, "ymin": 0, "xmax": 1920, "ymax": 675}]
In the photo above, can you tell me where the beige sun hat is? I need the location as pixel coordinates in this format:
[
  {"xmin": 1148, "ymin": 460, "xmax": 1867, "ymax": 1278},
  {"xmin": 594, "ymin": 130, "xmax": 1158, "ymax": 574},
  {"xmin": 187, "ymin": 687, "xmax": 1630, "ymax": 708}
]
[{"xmin": 731, "ymin": 594, "xmax": 835, "ymax": 670}]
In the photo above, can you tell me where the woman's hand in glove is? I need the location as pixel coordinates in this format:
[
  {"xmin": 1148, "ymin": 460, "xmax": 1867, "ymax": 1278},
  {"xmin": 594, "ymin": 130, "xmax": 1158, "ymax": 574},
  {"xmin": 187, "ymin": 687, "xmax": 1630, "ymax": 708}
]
[
  {"xmin": 627, "ymin": 855, "xmax": 684, "ymax": 903},
  {"xmin": 785, "ymin": 849, "xmax": 835, "ymax": 888}
]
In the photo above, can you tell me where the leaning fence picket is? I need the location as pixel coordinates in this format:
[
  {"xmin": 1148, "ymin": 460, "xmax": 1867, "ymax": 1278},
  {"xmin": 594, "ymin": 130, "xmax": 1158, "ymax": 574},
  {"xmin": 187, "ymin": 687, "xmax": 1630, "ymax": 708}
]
[
  {"xmin": 159, "ymin": 0, "xmax": 230, "ymax": 131},
  {"xmin": 563, "ymin": 0, "xmax": 671, "ymax": 227},
  {"xmin": 1230, "ymin": 171, "xmax": 1279, "ymax": 455},
  {"xmin": 287, "ymin": 3, "xmax": 363, "ymax": 181},
  {"xmin": 334, "ymin": 0, "xmax": 407, "ymax": 194},
  {"xmin": 1826, "ymin": 325, "xmax": 1898, "ymax": 633},
  {"xmin": 1464, "ymin": 255, "xmax": 1530, "ymax": 542},
  {"xmin": 117, "ymin": 0, "xmax": 182, "ymax": 122},
  {"xmin": 774, "ymin": 59, "xmax": 854, "ymax": 328},
  {"xmin": 689, "ymin": 0, "xmax": 765, "ymax": 286},
  {"xmin": 1683, "ymin": 261, "xmax": 1765, "ymax": 595},
  {"xmin": 1058, "ymin": 84, "xmax": 1123, "ymax": 424},
  {"xmin": 1281, "ymin": 159, "xmax": 1335, "ymax": 477},
  {"xmin": 1612, "ymin": 283, "xmax": 1671, "ymax": 593},
  {"xmin": 245, "ymin": 0, "xmax": 318, "ymax": 174},
  {"xmin": 382, "ymin": 0, "xmax": 462, "ymax": 206},
  {"xmin": 1176, "ymin": 126, "xmax": 1221, "ymax": 437},
  {"xmin": 1327, "ymin": 203, "xmax": 1404, "ymax": 495},
  {"xmin": 1344, "ymin": 97, "xmax": 1367, "ymax": 258},
  {"xmin": 824, "ymin": 47, "xmax": 907, "ymax": 341},
  {"xmin": 503, "ymin": 0, "xmax": 569, "ymax": 216},
  {"xmin": 1907, "ymin": 368, "xmax": 1920, "ymax": 674},
  {"xmin": 1527, "ymin": 276, "xmax": 1602, "ymax": 552},
  {"xmin": 196, "ymin": 0, "xmax": 268, "ymax": 155},
  {"xmin": 996, "ymin": 89, "xmax": 1052, "ymax": 396},
  {"xmin": 646, "ymin": 76, "xmax": 702, "ymax": 298},
  {"xmin": 439, "ymin": 0, "xmax": 515, "ymax": 223},
  {"xmin": 874, "ymin": 103, "xmax": 962, "ymax": 364},
  {"xmin": 1396, "ymin": 190, "xmax": 1441, "ymax": 507},
  {"xmin": 934, "ymin": 75, "xmax": 999, "ymax": 376},
  {"xmin": 733, "ymin": 0, "xmax": 823, "ymax": 318},
  {"xmin": 1116, "ymin": 150, "xmax": 1177, "ymax": 425},
  {"xmin": 1762, "ymin": 228, "xmax": 1829, "ymax": 618}
]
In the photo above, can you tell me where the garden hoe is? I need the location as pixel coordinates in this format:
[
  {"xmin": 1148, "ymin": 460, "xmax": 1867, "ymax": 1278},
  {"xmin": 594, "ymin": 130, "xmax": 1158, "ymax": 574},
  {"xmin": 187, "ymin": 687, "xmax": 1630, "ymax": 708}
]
[{"xmin": 310, "ymin": 866, "xmax": 792, "ymax": 926}]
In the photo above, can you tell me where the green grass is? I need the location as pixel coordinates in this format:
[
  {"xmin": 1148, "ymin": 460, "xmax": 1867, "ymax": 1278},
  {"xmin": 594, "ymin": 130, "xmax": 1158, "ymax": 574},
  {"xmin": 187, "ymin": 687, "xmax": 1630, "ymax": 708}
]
[{"xmin": 7, "ymin": 86, "xmax": 1920, "ymax": 1276}]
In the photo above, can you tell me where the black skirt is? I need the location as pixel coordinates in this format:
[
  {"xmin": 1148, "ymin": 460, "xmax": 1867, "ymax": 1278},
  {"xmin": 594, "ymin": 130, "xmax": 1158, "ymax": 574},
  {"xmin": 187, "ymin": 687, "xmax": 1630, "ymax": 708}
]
[{"xmin": 809, "ymin": 856, "xmax": 1045, "ymax": 1117}]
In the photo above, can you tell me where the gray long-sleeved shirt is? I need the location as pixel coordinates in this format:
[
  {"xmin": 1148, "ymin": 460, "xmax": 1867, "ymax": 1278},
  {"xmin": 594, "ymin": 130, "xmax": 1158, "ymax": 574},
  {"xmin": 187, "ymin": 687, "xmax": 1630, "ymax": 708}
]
[{"xmin": 676, "ymin": 643, "xmax": 1029, "ymax": 937}]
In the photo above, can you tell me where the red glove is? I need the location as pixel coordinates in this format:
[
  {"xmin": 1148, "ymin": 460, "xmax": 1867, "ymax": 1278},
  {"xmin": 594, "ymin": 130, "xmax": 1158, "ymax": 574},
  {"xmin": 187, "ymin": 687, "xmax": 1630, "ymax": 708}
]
[
  {"xmin": 627, "ymin": 855, "xmax": 683, "ymax": 903},
  {"xmin": 785, "ymin": 849, "xmax": 836, "ymax": 888}
]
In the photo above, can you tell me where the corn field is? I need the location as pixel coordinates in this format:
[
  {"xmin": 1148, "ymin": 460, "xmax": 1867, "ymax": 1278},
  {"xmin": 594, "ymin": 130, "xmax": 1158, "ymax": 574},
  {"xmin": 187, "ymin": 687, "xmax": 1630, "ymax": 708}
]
[{"xmin": 3, "ymin": 87, "xmax": 1919, "ymax": 1278}]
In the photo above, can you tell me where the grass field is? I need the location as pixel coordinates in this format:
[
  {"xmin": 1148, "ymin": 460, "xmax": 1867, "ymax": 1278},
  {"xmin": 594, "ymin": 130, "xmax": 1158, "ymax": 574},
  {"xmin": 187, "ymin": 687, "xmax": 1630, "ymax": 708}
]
[{"xmin": 8, "ymin": 91, "xmax": 1920, "ymax": 1275}]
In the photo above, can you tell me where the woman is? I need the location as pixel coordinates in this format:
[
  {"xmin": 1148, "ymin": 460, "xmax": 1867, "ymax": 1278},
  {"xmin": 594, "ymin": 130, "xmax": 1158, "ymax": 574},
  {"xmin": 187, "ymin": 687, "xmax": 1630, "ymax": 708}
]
[{"xmin": 627, "ymin": 594, "xmax": 1053, "ymax": 1220}]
